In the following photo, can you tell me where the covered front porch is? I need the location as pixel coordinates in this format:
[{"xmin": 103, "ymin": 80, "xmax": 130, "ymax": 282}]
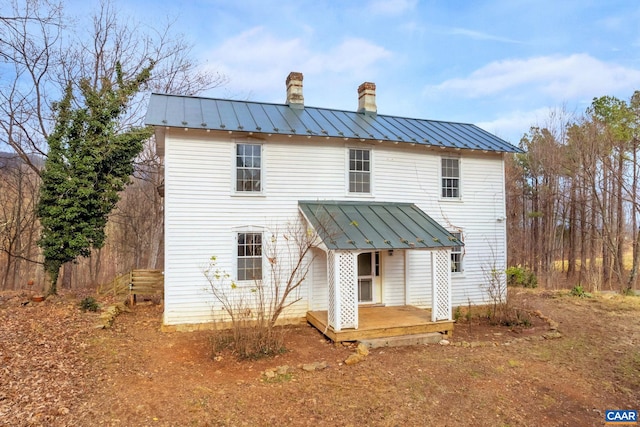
[
  {"xmin": 299, "ymin": 200, "xmax": 460, "ymax": 343},
  {"xmin": 306, "ymin": 305, "xmax": 454, "ymax": 342}
]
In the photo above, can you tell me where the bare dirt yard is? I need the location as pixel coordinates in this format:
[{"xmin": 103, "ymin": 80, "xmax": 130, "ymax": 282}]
[{"xmin": 1, "ymin": 288, "xmax": 638, "ymax": 427}]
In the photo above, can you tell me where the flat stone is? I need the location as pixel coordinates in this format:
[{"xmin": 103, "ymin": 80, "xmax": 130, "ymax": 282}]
[
  {"xmin": 356, "ymin": 343, "xmax": 369, "ymax": 356},
  {"xmin": 543, "ymin": 331, "xmax": 562, "ymax": 340},
  {"xmin": 302, "ymin": 361, "xmax": 328, "ymax": 372},
  {"xmin": 276, "ymin": 365, "xmax": 290, "ymax": 375},
  {"xmin": 344, "ymin": 353, "xmax": 364, "ymax": 365},
  {"xmin": 359, "ymin": 333, "xmax": 444, "ymax": 349}
]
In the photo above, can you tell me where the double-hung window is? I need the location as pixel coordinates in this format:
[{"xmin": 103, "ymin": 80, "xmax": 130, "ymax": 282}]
[
  {"xmin": 349, "ymin": 148, "xmax": 371, "ymax": 193},
  {"xmin": 236, "ymin": 143, "xmax": 262, "ymax": 192},
  {"xmin": 441, "ymin": 158, "xmax": 460, "ymax": 198},
  {"xmin": 450, "ymin": 232, "xmax": 463, "ymax": 273},
  {"xmin": 237, "ymin": 232, "xmax": 262, "ymax": 281}
]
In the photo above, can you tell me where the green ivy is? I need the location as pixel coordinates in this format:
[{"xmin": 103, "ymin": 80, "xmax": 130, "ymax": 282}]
[{"xmin": 37, "ymin": 62, "xmax": 153, "ymax": 294}]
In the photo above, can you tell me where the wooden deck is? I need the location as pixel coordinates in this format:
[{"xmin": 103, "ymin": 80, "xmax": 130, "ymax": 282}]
[{"xmin": 306, "ymin": 305, "xmax": 454, "ymax": 342}]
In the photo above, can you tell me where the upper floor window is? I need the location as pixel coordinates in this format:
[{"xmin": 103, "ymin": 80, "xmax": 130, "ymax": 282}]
[
  {"xmin": 236, "ymin": 143, "xmax": 261, "ymax": 192},
  {"xmin": 349, "ymin": 148, "xmax": 370, "ymax": 193},
  {"xmin": 441, "ymin": 158, "xmax": 460, "ymax": 198},
  {"xmin": 450, "ymin": 232, "xmax": 463, "ymax": 273},
  {"xmin": 237, "ymin": 232, "xmax": 262, "ymax": 281}
]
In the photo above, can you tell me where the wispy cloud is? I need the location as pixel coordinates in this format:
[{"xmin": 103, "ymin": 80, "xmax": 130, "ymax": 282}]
[
  {"xmin": 201, "ymin": 27, "xmax": 392, "ymax": 102},
  {"xmin": 476, "ymin": 107, "xmax": 555, "ymax": 144},
  {"xmin": 449, "ymin": 28, "xmax": 523, "ymax": 44},
  {"xmin": 430, "ymin": 54, "xmax": 640, "ymax": 101}
]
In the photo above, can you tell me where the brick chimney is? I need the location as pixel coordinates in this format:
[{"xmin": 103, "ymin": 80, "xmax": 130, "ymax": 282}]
[
  {"xmin": 357, "ymin": 82, "xmax": 377, "ymax": 115},
  {"xmin": 286, "ymin": 72, "xmax": 304, "ymax": 109}
]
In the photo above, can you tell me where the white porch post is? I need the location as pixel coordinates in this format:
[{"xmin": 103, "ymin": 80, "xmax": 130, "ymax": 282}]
[
  {"xmin": 327, "ymin": 250, "xmax": 358, "ymax": 331},
  {"xmin": 431, "ymin": 249, "xmax": 452, "ymax": 322},
  {"xmin": 327, "ymin": 250, "xmax": 339, "ymax": 330}
]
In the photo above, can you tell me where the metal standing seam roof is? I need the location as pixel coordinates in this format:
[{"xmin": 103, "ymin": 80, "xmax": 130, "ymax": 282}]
[
  {"xmin": 145, "ymin": 93, "xmax": 521, "ymax": 153},
  {"xmin": 298, "ymin": 201, "xmax": 462, "ymax": 251}
]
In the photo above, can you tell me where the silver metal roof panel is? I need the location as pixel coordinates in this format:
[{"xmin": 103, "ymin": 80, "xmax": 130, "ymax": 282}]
[{"xmin": 145, "ymin": 93, "xmax": 520, "ymax": 153}]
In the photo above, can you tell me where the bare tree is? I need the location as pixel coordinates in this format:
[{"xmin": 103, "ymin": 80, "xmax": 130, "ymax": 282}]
[
  {"xmin": 0, "ymin": 0, "xmax": 227, "ymax": 290},
  {"xmin": 0, "ymin": 155, "xmax": 42, "ymax": 289},
  {"xmin": 0, "ymin": 0, "xmax": 64, "ymax": 173},
  {"xmin": 506, "ymin": 93, "xmax": 640, "ymax": 293}
]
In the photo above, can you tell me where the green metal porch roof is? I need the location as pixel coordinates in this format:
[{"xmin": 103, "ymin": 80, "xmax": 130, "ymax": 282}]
[{"xmin": 298, "ymin": 201, "xmax": 461, "ymax": 251}]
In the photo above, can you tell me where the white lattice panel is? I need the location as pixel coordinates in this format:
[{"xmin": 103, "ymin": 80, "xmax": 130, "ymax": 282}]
[
  {"xmin": 337, "ymin": 252, "xmax": 358, "ymax": 329},
  {"xmin": 327, "ymin": 251, "xmax": 336, "ymax": 329},
  {"xmin": 432, "ymin": 250, "xmax": 452, "ymax": 321}
]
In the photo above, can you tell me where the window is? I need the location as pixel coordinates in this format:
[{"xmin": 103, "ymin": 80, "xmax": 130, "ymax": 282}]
[
  {"xmin": 237, "ymin": 232, "xmax": 262, "ymax": 281},
  {"xmin": 441, "ymin": 158, "xmax": 460, "ymax": 198},
  {"xmin": 236, "ymin": 143, "xmax": 261, "ymax": 192},
  {"xmin": 349, "ymin": 148, "xmax": 371, "ymax": 193},
  {"xmin": 450, "ymin": 232, "xmax": 463, "ymax": 273}
]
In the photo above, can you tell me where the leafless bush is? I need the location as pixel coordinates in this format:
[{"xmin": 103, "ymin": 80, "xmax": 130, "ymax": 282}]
[{"xmin": 203, "ymin": 220, "xmax": 319, "ymax": 359}]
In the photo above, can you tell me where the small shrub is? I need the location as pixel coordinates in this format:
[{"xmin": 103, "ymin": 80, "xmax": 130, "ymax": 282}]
[
  {"xmin": 210, "ymin": 325, "xmax": 287, "ymax": 360},
  {"xmin": 453, "ymin": 306, "xmax": 463, "ymax": 322},
  {"xmin": 570, "ymin": 285, "xmax": 592, "ymax": 298},
  {"xmin": 79, "ymin": 296, "xmax": 99, "ymax": 312},
  {"xmin": 506, "ymin": 266, "xmax": 538, "ymax": 288},
  {"xmin": 502, "ymin": 308, "xmax": 532, "ymax": 327}
]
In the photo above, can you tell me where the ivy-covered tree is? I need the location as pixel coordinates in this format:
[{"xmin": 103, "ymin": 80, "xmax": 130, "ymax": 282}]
[{"xmin": 37, "ymin": 62, "xmax": 153, "ymax": 294}]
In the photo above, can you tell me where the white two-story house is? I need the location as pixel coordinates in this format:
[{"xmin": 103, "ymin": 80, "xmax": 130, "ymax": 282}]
[{"xmin": 145, "ymin": 72, "xmax": 519, "ymax": 339}]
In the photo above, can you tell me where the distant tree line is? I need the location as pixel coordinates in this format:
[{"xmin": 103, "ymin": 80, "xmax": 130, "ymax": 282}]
[
  {"xmin": 506, "ymin": 92, "xmax": 640, "ymax": 292},
  {"xmin": 1, "ymin": 1, "xmax": 637, "ymax": 295}
]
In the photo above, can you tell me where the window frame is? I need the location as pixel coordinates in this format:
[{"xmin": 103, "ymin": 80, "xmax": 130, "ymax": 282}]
[
  {"xmin": 236, "ymin": 231, "xmax": 263, "ymax": 282},
  {"xmin": 234, "ymin": 142, "xmax": 263, "ymax": 194},
  {"xmin": 450, "ymin": 231, "xmax": 463, "ymax": 274},
  {"xmin": 441, "ymin": 157, "xmax": 461, "ymax": 199},
  {"xmin": 347, "ymin": 147, "xmax": 372, "ymax": 195}
]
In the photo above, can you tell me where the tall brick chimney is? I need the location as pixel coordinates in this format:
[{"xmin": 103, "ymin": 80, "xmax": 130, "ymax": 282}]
[
  {"xmin": 357, "ymin": 82, "xmax": 377, "ymax": 115},
  {"xmin": 286, "ymin": 72, "xmax": 304, "ymax": 109}
]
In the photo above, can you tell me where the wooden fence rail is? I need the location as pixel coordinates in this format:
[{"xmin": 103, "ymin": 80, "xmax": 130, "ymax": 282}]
[{"xmin": 99, "ymin": 269, "xmax": 164, "ymax": 303}]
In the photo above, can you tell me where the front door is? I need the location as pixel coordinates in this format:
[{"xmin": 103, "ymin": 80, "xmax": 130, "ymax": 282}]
[{"xmin": 358, "ymin": 252, "xmax": 381, "ymax": 304}]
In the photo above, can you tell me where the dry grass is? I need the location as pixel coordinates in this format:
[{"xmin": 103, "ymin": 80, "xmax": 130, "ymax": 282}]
[{"xmin": 1, "ymin": 288, "xmax": 639, "ymax": 426}]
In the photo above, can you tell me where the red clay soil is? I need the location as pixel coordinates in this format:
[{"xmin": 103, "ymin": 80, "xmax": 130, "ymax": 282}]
[{"xmin": 0, "ymin": 288, "xmax": 638, "ymax": 426}]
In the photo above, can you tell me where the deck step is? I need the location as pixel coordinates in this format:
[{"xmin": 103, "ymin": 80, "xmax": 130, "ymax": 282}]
[{"xmin": 359, "ymin": 332, "xmax": 444, "ymax": 349}]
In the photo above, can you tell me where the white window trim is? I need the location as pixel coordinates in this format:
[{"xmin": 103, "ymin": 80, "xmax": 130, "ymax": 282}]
[
  {"xmin": 440, "ymin": 156, "xmax": 462, "ymax": 201},
  {"xmin": 450, "ymin": 231, "xmax": 464, "ymax": 275},
  {"xmin": 232, "ymin": 139, "xmax": 265, "ymax": 196},
  {"xmin": 232, "ymin": 226, "xmax": 265, "ymax": 285},
  {"xmin": 346, "ymin": 146, "xmax": 374, "ymax": 196}
]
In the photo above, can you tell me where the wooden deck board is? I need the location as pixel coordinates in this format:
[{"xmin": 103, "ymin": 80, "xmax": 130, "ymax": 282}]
[{"xmin": 306, "ymin": 306, "xmax": 454, "ymax": 342}]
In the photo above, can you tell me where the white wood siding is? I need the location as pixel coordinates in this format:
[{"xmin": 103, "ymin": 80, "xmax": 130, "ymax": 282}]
[
  {"xmin": 163, "ymin": 131, "xmax": 507, "ymax": 325},
  {"xmin": 381, "ymin": 251, "xmax": 405, "ymax": 306},
  {"xmin": 405, "ymin": 251, "xmax": 433, "ymax": 308},
  {"xmin": 310, "ymin": 248, "xmax": 328, "ymax": 311}
]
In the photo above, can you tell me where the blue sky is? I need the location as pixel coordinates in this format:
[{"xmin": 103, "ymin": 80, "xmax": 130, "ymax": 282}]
[{"xmin": 90, "ymin": 0, "xmax": 640, "ymax": 144}]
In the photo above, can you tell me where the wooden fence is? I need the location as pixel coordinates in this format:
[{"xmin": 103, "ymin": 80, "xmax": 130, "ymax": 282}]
[{"xmin": 99, "ymin": 269, "xmax": 164, "ymax": 301}]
